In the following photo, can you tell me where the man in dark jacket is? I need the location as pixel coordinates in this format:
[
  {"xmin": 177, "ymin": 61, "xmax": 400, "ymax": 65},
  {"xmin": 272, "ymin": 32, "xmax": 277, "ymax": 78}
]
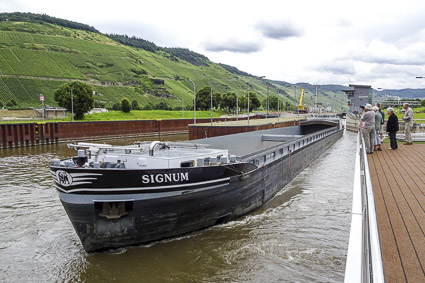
[{"xmin": 386, "ymin": 108, "xmax": 399, "ymax": 150}]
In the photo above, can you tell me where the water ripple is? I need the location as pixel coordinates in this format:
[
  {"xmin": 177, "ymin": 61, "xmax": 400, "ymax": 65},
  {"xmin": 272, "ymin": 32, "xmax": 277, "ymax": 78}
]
[{"xmin": 0, "ymin": 132, "xmax": 356, "ymax": 282}]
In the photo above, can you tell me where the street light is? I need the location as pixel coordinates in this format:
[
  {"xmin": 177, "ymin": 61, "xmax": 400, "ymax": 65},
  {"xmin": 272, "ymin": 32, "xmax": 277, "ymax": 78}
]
[
  {"xmin": 70, "ymin": 82, "xmax": 77, "ymax": 122},
  {"xmin": 266, "ymin": 86, "xmax": 269, "ymax": 119},
  {"xmin": 187, "ymin": 78, "xmax": 196, "ymax": 124},
  {"xmin": 247, "ymin": 76, "xmax": 265, "ymax": 125},
  {"xmin": 286, "ymin": 84, "xmax": 297, "ymax": 111},
  {"xmin": 227, "ymin": 86, "xmax": 240, "ymax": 121},
  {"xmin": 204, "ymin": 74, "xmax": 239, "ymax": 125}
]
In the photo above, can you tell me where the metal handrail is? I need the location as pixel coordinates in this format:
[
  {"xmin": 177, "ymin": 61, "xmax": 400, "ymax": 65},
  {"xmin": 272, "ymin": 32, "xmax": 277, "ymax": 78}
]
[{"xmin": 344, "ymin": 130, "xmax": 385, "ymax": 283}]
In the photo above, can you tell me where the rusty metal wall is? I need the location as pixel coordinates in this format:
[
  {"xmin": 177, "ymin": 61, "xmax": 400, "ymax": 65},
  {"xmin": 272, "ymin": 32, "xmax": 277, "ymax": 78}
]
[{"xmin": 0, "ymin": 116, "xmax": 264, "ymax": 148}]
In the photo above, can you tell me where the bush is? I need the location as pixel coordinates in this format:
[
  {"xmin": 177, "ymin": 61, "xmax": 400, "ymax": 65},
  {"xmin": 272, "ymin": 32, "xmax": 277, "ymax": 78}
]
[
  {"xmin": 143, "ymin": 103, "xmax": 153, "ymax": 110},
  {"xmin": 155, "ymin": 101, "xmax": 171, "ymax": 110},
  {"xmin": 120, "ymin": 98, "xmax": 131, "ymax": 113},
  {"xmin": 111, "ymin": 103, "xmax": 120, "ymax": 111},
  {"xmin": 94, "ymin": 101, "xmax": 106, "ymax": 108},
  {"xmin": 131, "ymin": 100, "xmax": 141, "ymax": 110}
]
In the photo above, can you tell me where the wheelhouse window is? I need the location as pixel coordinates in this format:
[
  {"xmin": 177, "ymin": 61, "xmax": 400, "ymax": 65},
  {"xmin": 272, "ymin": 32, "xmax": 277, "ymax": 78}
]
[{"xmin": 181, "ymin": 161, "xmax": 194, "ymax": 168}]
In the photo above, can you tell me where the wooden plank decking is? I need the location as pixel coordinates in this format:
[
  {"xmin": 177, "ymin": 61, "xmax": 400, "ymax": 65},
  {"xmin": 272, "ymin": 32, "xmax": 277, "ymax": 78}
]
[{"xmin": 368, "ymin": 144, "xmax": 425, "ymax": 282}]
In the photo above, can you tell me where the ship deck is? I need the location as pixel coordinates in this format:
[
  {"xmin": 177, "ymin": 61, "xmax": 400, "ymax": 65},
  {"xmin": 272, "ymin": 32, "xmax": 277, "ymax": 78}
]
[
  {"xmin": 191, "ymin": 121, "xmax": 338, "ymax": 157},
  {"xmin": 367, "ymin": 144, "xmax": 425, "ymax": 282}
]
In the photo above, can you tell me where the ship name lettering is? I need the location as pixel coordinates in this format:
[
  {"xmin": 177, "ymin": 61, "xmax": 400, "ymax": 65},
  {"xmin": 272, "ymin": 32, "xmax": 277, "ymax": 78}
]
[{"xmin": 142, "ymin": 173, "xmax": 189, "ymax": 184}]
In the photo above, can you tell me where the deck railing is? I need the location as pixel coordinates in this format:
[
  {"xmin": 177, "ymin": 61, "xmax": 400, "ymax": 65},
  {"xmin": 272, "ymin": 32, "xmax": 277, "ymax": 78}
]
[{"xmin": 344, "ymin": 130, "xmax": 385, "ymax": 283}]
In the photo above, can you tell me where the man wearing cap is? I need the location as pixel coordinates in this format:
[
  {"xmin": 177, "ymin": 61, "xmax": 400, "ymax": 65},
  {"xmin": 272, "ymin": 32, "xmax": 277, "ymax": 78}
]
[
  {"xmin": 402, "ymin": 103, "xmax": 414, "ymax": 145},
  {"xmin": 361, "ymin": 104, "xmax": 375, "ymax": 154},
  {"xmin": 386, "ymin": 108, "xmax": 399, "ymax": 150}
]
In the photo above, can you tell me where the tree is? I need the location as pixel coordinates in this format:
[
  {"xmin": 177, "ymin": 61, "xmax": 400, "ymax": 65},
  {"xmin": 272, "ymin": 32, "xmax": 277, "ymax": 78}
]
[
  {"xmin": 195, "ymin": 87, "xmax": 222, "ymax": 110},
  {"xmin": 120, "ymin": 98, "xmax": 131, "ymax": 113},
  {"xmin": 195, "ymin": 86, "xmax": 212, "ymax": 110},
  {"xmin": 421, "ymin": 99, "xmax": 425, "ymax": 107},
  {"xmin": 268, "ymin": 96, "xmax": 283, "ymax": 111},
  {"xmin": 54, "ymin": 81, "xmax": 94, "ymax": 120},
  {"xmin": 221, "ymin": 92, "xmax": 237, "ymax": 112},
  {"xmin": 249, "ymin": 92, "xmax": 261, "ymax": 111},
  {"xmin": 212, "ymin": 92, "xmax": 222, "ymax": 110},
  {"xmin": 240, "ymin": 92, "xmax": 261, "ymax": 112},
  {"xmin": 131, "ymin": 100, "xmax": 141, "ymax": 110}
]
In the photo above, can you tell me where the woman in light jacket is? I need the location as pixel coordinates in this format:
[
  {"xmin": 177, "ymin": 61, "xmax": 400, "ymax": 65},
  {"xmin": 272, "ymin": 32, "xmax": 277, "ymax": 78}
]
[{"xmin": 373, "ymin": 106, "xmax": 383, "ymax": 151}]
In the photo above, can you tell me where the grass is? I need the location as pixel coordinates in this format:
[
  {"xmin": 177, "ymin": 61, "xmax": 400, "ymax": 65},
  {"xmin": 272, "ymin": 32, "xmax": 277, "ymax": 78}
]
[
  {"xmin": 78, "ymin": 110, "xmax": 225, "ymax": 121},
  {"xmin": 391, "ymin": 107, "xmax": 425, "ymax": 119},
  {"xmin": 0, "ymin": 110, "xmax": 227, "ymax": 123},
  {"xmin": 382, "ymin": 138, "xmax": 425, "ymax": 144}
]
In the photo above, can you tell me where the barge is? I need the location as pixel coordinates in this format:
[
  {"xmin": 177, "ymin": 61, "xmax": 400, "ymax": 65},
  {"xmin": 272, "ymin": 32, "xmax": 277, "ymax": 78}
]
[{"xmin": 49, "ymin": 119, "xmax": 343, "ymax": 252}]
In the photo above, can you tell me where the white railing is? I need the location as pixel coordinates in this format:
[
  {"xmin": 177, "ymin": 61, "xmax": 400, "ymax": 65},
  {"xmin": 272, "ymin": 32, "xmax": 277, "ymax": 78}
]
[{"xmin": 344, "ymin": 130, "xmax": 385, "ymax": 283}]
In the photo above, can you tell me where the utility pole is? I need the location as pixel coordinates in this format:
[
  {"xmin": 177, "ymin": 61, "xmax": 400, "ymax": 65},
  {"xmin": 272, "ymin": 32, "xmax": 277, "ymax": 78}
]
[
  {"xmin": 266, "ymin": 85, "xmax": 269, "ymax": 118},
  {"xmin": 210, "ymin": 83, "xmax": 213, "ymax": 126},
  {"xmin": 188, "ymin": 78, "xmax": 196, "ymax": 124},
  {"xmin": 70, "ymin": 84, "xmax": 75, "ymax": 122}
]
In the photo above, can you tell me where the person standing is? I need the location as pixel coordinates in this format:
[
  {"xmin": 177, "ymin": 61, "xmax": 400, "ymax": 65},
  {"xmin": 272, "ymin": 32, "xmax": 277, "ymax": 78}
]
[
  {"xmin": 361, "ymin": 104, "xmax": 375, "ymax": 154},
  {"xmin": 376, "ymin": 103, "xmax": 385, "ymax": 142},
  {"xmin": 386, "ymin": 108, "xmax": 399, "ymax": 150},
  {"xmin": 402, "ymin": 103, "xmax": 414, "ymax": 145},
  {"xmin": 373, "ymin": 106, "xmax": 383, "ymax": 151}
]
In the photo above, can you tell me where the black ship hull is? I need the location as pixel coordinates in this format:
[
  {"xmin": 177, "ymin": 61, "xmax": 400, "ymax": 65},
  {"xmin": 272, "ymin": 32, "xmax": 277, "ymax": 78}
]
[{"xmin": 51, "ymin": 126, "xmax": 343, "ymax": 252}]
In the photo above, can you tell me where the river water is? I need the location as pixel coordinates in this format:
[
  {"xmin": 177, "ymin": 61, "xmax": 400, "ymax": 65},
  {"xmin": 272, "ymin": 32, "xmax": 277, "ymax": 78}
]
[{"xmin": 0, "ymin": 131, "xmax": 356, "ymax": 282}]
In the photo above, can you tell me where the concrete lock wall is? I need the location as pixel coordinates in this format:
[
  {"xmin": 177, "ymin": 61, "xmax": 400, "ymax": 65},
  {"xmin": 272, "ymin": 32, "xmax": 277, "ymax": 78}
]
[
  {"xmin": 188, "ymin": 120, "xmax": 300, "ymax": 140},
  {"xmin": 0, "ymin": 116, "xmax": 263, "ymax": 149}
]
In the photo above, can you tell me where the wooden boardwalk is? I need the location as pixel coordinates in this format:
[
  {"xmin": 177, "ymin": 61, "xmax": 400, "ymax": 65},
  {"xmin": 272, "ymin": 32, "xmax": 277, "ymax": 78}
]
[{"xmin": 368, "ymin": 144, "xmax": 425, "ymax": 282}]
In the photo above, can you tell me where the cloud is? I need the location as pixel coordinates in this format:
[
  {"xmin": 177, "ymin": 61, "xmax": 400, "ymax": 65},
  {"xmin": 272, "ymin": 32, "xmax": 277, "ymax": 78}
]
[
  {"xmin": 316, "ymin": 60, "xmax": 356, "ymax": 75},
  {"xmin": 349, "ymin": 39, "xmax": 425, "ymax": 66},
  {"xmin": 202, "ymin": 39, "xmax": 264, "ymax": 53},
  {"xmin": 333, "ymin": 18, "xmax": 352, "ymax": 27},
  {"xmin": 255, "ymin": 20, "xmax": 302, "ymax": 39}
]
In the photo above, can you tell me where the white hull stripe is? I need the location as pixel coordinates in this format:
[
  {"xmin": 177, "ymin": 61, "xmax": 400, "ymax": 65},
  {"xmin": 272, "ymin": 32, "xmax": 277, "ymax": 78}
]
[{"xmin": 55, "ymin": 177, "xmax": 231, "ymax": 193}]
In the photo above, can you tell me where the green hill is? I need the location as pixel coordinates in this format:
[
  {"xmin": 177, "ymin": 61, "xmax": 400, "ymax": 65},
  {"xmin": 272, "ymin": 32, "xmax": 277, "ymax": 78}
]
[{"xmin": 0, "ymin": 12, "xmax": 349, "ymax": 111}]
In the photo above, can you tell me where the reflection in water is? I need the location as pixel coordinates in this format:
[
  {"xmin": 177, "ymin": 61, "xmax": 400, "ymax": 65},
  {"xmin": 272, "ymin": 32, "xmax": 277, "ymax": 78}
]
[{"xmin": 0, "ymin": 132, "xmax": 356, "ymax": 282}]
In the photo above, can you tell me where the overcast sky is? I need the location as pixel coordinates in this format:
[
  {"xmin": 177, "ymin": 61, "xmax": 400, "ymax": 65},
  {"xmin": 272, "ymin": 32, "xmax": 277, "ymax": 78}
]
[{"xmin": 4, "ymin": 0, "xmax": 425, "ymax": 89}]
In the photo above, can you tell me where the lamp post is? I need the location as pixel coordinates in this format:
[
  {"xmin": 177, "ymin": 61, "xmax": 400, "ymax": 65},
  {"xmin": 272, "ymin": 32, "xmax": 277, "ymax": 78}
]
[
  {"xmin": 227, "ymin": 86, "xmax": 240, "ymax": 121},
  {"xmin": 266, "ymin": 85, "xmax": 269, "ymax": 119},
  {"xmin": 188, "ymin": 78, "xmax": 196, "ymax": 124},
  {"xmin": 210, "ymin": 82, "xmax": 213, "ymax": 126},
  {"xmin": 277, "ymin": 90, "xmax": 285, "ymax": 122},
  {"xmin": 70, "ymin": 83, "xmax": 76, "ymax": 122},
  {"xmin": 204, "ymin": 74, "xmax": 239, "ymax": 125},
  {"xmin": 247, "ymin": 76, "xmax": 265, "ymax": 125},
  {"xmin": 210, "ymin": 82, "xmax": 222, "ymax": 126},
  {"xmin": 286, "ymin": 85, "xmax": 297, "ymax": 111}
]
